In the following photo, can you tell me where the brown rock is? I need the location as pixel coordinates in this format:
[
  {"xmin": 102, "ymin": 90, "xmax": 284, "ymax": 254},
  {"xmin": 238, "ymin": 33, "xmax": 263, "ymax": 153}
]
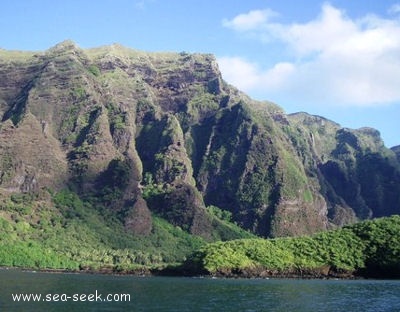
[{"xmin": 124, "ymin": 197, "xmax": 152, "ymax": 235}]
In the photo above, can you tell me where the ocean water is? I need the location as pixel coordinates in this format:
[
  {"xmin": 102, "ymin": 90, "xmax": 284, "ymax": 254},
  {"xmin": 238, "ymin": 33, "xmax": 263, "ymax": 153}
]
[{"xmin": 0, "ymin": 269, "xmax": 399, "ymax": 311}]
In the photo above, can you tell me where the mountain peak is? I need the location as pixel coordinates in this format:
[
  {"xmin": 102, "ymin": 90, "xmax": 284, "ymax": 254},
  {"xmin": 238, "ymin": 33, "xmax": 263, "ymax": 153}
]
[
  {"xmin": 288, "ymin": 111, "xmax": 340, "ymax": 128},
  {"xmin": 0, "ymin": 42, "xmax": 399, "ymax": 240},
  {"xmin": 47, "ymin": 40, "xmax": 81, "ymax": 54}
]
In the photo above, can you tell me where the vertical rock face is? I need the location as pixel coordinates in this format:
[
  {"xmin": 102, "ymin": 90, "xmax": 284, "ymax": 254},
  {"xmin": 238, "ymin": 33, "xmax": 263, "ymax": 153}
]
[
  {"xmin": 0, "ymin": 41, "xmax": 399, "ymax": 238},
  {"xmin": 124, "ymin": 197, "xmax": 152, "ymax": 235},
  {"xmin": 392, "ymin": 146, "xmax": 400, "ymax": 162},
  {"xmin": 287, "ymin": 114, "xmax": 400, "ymax": 224}
]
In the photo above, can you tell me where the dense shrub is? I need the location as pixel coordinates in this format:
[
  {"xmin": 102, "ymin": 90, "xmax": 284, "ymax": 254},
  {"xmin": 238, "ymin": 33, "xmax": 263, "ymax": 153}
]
[{"xmin": 190, "ymin": 216, "xmax": 400, "ymax": 277}]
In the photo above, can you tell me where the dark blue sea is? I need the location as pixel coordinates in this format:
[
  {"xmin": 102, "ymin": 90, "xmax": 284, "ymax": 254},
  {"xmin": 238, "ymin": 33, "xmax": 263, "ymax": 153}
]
[{"xmin": 0, "ymin": 269, "xmax": 399, "ymax": 311}]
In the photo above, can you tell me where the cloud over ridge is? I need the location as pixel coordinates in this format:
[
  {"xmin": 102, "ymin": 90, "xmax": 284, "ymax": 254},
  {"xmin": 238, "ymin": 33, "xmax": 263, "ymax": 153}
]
[{"xmin": 220, "ymin": 3, "xmax": 400, "ymax": 107}]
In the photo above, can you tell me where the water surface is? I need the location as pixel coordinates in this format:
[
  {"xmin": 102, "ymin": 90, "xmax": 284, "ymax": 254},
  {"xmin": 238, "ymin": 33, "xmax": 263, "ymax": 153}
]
[{"xmin": 0, "ymin": 269, "xmax": 399, "ymax": 311}]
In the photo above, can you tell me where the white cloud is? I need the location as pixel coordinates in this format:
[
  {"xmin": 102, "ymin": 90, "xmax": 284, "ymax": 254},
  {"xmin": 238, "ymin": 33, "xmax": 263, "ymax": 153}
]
[
  {"xmin": 388, "ymin": 3, "xmax": 400, "ymax": 15},
  {"xmin": 218, "ymin": 56, "xmax": 295, "ymax": 91},
  {"xmin": 222, "ymin": 9, "xmax": 276, "ymax": 32},
  {"xmin": 217, "ymin": 57, "xmax": 260, "ymax": 90},
  {"xmin": 221, "ymin": 3, "xmax": 400, "ymax": 107},
  {"xmin": 277, "ymin": 4, "xmax": 358, "ymax": 56}
]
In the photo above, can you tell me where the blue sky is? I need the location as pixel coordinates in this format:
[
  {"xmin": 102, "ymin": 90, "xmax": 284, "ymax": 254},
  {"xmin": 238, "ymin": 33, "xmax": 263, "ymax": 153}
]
[{"xmin": 1, "ymin": 0, "xmax": 399, "ymax": 147}]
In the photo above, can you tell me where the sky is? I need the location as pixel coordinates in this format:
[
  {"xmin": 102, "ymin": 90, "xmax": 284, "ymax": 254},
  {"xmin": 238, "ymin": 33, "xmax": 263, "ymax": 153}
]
[{"xmin": 1, "ymin": 0, "xmax": 399, "ymax": 147}]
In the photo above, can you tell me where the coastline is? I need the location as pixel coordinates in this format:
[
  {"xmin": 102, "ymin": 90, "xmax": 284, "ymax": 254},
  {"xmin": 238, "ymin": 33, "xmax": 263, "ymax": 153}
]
[{"xmin": 0, "ymin": 265, "xmax": 383, "ymax": 280}]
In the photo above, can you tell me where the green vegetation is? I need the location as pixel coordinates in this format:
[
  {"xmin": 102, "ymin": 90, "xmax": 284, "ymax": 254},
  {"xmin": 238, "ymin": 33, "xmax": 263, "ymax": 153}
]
[
  {"xmin": 188, "ymin": 216, "xmax": 400, "ymax": 278},
  {"xmin": 141, "ymin": 172, "xmax": 166, "ymax": 200},
  {"xmin": 0, "ymin": 189, "xmax": 206, "ymax": 271},
  {"xmin": 1, "ymin": 42, "xmax": 400, "ymax": 277},
  {"xmin": 105, "ymin": 102, "xmax": 126, "ymax": 133},
  {"xmin": 0, "ymin": 188, "xmax": 253, "ymax": 272},
  {"xmin": 87, "ymin": 64, "xmax": 101, "ymax": 77},
  {"xmin": 350, "ymin": 217, "xmax": 400, "ymax": 276},
  {"xmin": 279, "ymin": 148, "xmax": 309, "ymax": 199},
  {"xmin": 71, "ymin": 86, "xmax": 87, "ymax": 101},
  {"xmin": 207, "ymin": 205, "xmax": 232, "ymax": 222},
  {"xmin": 206, "ymin": 205, "xmax": 256, "ymax": 241},
  {"xmin": 186, "ymin": 93, "xmax": 219, "ymax": 124}
]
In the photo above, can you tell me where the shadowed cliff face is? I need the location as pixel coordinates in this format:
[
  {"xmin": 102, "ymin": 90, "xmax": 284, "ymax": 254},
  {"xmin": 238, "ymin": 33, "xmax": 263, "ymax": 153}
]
[
  {"xmin": 0, "ymin": 41, "xmax": 399, "ymax": 238},
  {"xmin": 392, "ymin": 145, "xmax": 400, "ymax": 162}
]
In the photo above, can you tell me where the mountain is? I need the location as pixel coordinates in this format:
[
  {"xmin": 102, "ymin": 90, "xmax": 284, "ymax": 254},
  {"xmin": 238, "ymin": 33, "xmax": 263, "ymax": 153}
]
[
  {"xmin": 392, "ymin": 145, "xmax": 400, "ymax": 162},
  {"xmin": 1, "ymin": 40, "xmax": 399, "ymax": 254}
]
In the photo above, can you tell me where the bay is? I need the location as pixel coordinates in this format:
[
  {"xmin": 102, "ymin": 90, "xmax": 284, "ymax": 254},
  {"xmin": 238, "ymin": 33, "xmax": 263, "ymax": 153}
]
[{"xmin": 0, "ymin": 269, "xmax": 399, "ymax": 311}]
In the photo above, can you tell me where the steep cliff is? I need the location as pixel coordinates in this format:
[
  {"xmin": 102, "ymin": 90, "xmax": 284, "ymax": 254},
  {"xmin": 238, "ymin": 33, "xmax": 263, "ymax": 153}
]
[
  {"xmin": 392, "ymin": 145, "xmax": 400, "ymax": 162},
  {"xmin": 1, "ymin": 41, "xmax": 399, "ymax": 242}
]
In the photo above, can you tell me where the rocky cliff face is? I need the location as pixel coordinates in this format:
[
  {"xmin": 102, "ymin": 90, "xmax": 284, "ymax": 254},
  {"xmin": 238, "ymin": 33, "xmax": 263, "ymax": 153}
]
[
  {"xmin": 1, "ymin": 41, "xmax": 399, "ymax": 238},
  {"xmin": 392, "ymin": 146, "xmax": 400, "ymax": 162}
]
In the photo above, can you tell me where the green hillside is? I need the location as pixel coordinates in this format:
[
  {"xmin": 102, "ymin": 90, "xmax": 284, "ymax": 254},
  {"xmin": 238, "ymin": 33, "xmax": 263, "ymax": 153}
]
[
  {"xmin": 186, "ymin": 215, "xmax": 400, "ymax": 278},
  {"xmin": 0, "ymin": 41, "xmax": 399, "ymax": 276},
  {"xmin": 0, "ymin": 190, "xmax": 253, "ymax": 271}
]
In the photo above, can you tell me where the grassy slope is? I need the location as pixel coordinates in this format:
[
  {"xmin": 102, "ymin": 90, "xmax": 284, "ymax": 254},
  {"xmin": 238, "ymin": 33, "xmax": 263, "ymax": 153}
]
[
  {"xmin": 0, "ymin": 189, "xmax": 399, "ymax": 278},
  {"xmin": 0, "ymin": 189, "xmax": 253, "ymax": 271},
  {"xmin": 188, "ymin": 215, "xmax": 400, "ymax": 278}
]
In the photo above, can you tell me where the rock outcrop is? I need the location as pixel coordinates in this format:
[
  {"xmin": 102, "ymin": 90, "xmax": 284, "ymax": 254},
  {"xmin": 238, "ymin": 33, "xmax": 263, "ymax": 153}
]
[{"xmin": 1, "ymin": 41, "xmax": 399, "ymax": 238}]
